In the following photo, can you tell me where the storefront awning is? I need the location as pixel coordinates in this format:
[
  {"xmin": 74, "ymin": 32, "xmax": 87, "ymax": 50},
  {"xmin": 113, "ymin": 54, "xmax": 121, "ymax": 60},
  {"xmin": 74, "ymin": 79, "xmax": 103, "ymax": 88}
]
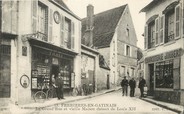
[{"xmin": 28, "ymin": 38, "xmax": 78, "ymax": 58}]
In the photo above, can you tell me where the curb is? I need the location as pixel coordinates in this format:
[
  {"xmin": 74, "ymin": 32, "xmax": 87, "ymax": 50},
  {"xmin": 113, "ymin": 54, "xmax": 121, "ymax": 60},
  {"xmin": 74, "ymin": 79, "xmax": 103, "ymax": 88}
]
[
  {"xmin": 30, "ymin": 88, "xmax": 120, "ymax": 109},
  {"xmin": 141, "ymin": 98, "xmax": 183, "ymax": 114}
]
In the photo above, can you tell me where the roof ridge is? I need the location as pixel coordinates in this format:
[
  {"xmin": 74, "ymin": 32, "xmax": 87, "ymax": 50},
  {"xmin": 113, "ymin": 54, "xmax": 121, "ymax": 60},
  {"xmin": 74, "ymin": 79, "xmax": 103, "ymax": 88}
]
[
  {"xmin": 94, "ymin": 4, "xmax": 127, "ymax": 17},
  {"xmin": 82, "ymin": 4, "xmax": 127, "ymax": 20}
]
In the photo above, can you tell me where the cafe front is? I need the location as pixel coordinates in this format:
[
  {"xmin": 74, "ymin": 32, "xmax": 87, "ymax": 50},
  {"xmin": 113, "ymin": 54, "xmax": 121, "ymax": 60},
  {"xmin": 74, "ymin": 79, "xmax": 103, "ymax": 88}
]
[
  {"xmin": 144, "ymin": 48, "xmax": 184, "ymax": 105},
  {"xmin": 29, "ymin": 38, "xmax": 78, "ymax": 97}
]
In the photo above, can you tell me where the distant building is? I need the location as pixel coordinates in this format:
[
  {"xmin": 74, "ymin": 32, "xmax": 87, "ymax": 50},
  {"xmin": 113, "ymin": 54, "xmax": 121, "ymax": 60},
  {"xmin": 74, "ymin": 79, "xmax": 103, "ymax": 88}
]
[
  {"xmin": 141, "ymin": 0, "xmax": 184, "ymax": 105},
  {"xmin": 0, "ymin": 0, "xmax": 81, "ymax": 105},
  {"xmin": 82, "ymin": 4, "xmax": 138, "ymax": 87}
]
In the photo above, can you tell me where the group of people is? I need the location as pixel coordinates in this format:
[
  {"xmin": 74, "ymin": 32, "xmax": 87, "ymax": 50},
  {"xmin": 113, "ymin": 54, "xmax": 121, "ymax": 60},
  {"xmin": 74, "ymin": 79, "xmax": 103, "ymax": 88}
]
[
  {"xmin": 51, "ymin": 73, "xmax": 64, "ymax": 100},
  {"xmin": 121, "ymin": 76, "xmax": 146, "ymax": 98}
]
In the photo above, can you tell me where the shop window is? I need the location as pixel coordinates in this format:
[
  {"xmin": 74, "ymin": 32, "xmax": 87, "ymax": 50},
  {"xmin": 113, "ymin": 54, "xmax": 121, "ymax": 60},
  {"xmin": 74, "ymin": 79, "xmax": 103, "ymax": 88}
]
[
  {"xmin": 155, "ymin": 60, "xmax": 174, "ymax": 88},
  {"xmin": 38, "ymin": 2, "xmax": 48, "ymax": 41},
  {"xmin": 148, "ymin": 21, "xmax": 155, "ymax": 48},
  {"xmin": 59, "ymin": 59, "xmax": 72, "ymax": 88},
  {"xmin": 165, "ymin": 9, "xmax": 175, "ymax": 43}
]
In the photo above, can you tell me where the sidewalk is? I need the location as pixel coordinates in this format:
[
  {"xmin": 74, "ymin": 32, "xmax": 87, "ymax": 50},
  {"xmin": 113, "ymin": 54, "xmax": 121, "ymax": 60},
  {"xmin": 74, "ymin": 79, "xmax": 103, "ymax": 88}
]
[
  {"xmin": 142, "ymin": 97, "xmax": 184, "ymax": 114},
  {"xmin": 0, "ymin": 87, "xmax": 121, "ymax": 114}
]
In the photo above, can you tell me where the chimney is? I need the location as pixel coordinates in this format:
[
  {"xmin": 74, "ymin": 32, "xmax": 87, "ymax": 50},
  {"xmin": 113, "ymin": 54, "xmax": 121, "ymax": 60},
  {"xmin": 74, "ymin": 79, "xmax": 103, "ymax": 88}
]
[{"xmin": 86, "ymin": 4, "xmax": 94, "ymax": 47}]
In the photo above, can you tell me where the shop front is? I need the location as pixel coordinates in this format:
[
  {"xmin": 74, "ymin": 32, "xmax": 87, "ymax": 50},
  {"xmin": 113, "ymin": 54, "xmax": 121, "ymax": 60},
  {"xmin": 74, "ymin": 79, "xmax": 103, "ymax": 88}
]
[
  {"xmin": 145, "ymin": 48, "xmax": 183, "ymax": 104},
  {"xmin": 29, "ymin": 39, "xmax": 77, "ymax": 97}
]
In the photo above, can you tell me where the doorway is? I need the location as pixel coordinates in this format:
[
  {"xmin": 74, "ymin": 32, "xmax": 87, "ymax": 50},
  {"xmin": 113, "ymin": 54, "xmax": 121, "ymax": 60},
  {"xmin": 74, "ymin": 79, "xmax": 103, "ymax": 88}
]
[
  {"xmin": 148, "ymin": 64, "xmax": 154, "ymax": 96},
  {"xmin": 51, "ymin": 65, "xmax": 59, "ymax": 79}
]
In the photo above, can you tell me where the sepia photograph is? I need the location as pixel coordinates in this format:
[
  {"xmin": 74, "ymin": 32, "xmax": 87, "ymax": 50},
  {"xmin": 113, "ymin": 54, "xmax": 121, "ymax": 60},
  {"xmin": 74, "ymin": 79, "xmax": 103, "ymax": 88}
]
[{"xmin": 0, "ymin": 0, "xmax": 184, "ymax": 114}]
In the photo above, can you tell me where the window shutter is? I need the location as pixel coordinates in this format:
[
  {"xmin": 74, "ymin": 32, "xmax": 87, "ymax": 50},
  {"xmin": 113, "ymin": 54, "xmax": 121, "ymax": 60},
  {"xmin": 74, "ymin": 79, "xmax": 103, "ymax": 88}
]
[
  {"xmin": 155, "ymin": 18, "xmax": 159, "ymax": 45},
  {"xmin": 49, "ymin": 9, "xmax": 53, "ymax": 42},
  {"xmin": 32, "ymin": 0, "xmax": 38, "ymax": 33},
  {"xmin": 182, "ymin": 0, "xmax": 184, "ymax": 36},
  {"xmin": 173, "ymin": 58, "xmax": 180, "ymax": 89},
  {"xmin": 144, "ymin": 25, "xmax": 148, "ymax": 49},
  {"xmin": 175, "ymin": 5, "xmax": 180, "ymax": 38},
  {"xmin": 60, "ymin": 14, "xmax": 65, "ymax": 47},
  {"xmin": 71, "ymin": 22, "xmax": 75, "ymax": 50},
  {"xmin": 160, "ymin": 15, "xmax": 165, "ymax": 44}
]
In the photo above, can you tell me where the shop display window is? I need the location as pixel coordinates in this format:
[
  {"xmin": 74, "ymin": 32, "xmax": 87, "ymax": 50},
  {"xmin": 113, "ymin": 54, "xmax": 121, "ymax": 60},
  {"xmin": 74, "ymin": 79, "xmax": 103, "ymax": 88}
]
[
  {"xmin": 155, "ymin": 60, "xmax": 173, "ymax": 88},
  {"xmin": 59, "ymin": 59, "xmax": 72, "ymax": 88}
]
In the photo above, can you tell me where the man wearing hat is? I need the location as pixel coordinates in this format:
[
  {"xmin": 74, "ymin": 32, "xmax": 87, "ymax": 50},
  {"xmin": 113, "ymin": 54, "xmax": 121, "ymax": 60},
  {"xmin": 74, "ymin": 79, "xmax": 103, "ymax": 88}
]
[{"xmin": 121, "ymin": 76, "xmax": 128, "ymax": 96}]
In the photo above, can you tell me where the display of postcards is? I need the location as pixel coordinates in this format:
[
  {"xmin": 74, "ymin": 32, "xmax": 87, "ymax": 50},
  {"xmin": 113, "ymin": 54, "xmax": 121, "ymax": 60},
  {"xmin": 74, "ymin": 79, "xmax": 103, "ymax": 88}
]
[
  {"xmin": 32, "ymin": 78, "xmax": 37, "ymax": 89},
  {"xmin": 32, "ymin": 70, "xmax": 38, "ymax": 77}
]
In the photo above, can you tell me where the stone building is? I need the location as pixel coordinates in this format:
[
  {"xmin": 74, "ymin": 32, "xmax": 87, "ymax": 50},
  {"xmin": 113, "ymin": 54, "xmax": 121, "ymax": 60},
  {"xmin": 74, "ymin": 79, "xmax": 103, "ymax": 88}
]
[
  {"xmin": 0, "ymin": 0, "xmax": 81, "ymax": 105},
  {"xmin": 81, "ymin": 5, "xmax": 110, "ymax": 93},
  {"xmin": 141, "ymin": 0, "xmax": 184, "ymax": 105},
  {"xmin": 82, "ymin": 4, "xmax": 138, "ymax": 87}
]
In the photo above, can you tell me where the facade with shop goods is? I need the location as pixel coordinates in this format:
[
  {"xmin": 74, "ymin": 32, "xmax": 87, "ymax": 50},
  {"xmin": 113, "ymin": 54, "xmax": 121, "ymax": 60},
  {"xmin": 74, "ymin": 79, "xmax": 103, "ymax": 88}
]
[
  {"xmin": 141, "ymin": 0, "xmax": 184, "ymax": 105},
  {"xmin": 0, "ymin": 0, "xmax": 81, "ymax": 105},
  {"xmin": 82, "ymin": 4, "xmax": 138, "ymax": 87}
]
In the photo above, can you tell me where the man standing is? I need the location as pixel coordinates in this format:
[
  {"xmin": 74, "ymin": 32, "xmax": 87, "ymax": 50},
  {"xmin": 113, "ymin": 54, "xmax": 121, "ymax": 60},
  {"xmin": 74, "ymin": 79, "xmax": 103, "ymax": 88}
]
[
  {"xmin": 55, "ymin": 73, "xmax": 64, "ymax": 100},
  {"xmin": 129, "ymin": 77, "xmax": 136, "ymax": 97},
  {"xmin": 138, "ymin": 76, "xmax": 146, "ymax": 98},
  {"xmin": 121, "ymin": 76, "xmax": 128, "ymax": 96}
]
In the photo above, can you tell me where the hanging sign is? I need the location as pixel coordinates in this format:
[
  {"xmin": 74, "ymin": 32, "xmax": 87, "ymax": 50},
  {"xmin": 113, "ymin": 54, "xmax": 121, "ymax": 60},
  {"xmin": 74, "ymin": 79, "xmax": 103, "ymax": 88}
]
[{"xmin": 20, "ymin": 75, "xmax": 30, "ymax": 88}]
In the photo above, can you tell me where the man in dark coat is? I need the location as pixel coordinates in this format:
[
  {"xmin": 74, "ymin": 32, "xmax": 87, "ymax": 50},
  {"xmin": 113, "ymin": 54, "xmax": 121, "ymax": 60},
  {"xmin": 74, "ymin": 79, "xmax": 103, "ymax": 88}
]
[
  {"xmin": 121, "ymin": 76, "xmax": 128, "ymax": 96},
  {"xmin": 129, "ymin": 77, "xmax": 136, "ymax": 97},
  {"xmin": 55, "ymin": 73, "xmax": 64, "ymax": 100},
  {"xmin": 138, "ymin": 76, "xmax": 146, "ymax": 98}
]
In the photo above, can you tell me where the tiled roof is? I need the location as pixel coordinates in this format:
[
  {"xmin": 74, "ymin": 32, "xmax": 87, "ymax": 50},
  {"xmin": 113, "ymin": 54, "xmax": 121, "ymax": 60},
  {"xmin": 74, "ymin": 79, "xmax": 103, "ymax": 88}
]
[{"xmin": 82, "ymin": 4, "xmax": 127, "ymax": 48}]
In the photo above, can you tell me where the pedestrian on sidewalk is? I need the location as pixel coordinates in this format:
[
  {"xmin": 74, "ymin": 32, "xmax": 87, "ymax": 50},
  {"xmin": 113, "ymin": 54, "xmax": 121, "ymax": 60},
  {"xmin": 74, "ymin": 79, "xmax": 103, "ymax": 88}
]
[
  {"xmin": 55, "ymin": 73, "xmax": 64, "ymax": 100},
  {"xmin": 138, "ymin": 76, "xmax": 146, "ymax": 98},
  {"xmin": 121, "ymin": 76, "xmax": 128, "ymax": 96},
  {"xmin": 51, "ymin": 74, "xmax": 57, "ymax": 98},
  {"xmin": 129, "ymin": 77, "xmax": 136, "ymax": 97}
]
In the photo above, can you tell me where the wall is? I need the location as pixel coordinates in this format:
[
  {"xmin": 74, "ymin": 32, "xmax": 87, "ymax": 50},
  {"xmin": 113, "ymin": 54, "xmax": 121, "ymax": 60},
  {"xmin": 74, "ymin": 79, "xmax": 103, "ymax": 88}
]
[
  {"xmin": 116, "ymin": 5, "xmax": 138, "ymax": 84},
  {"xmin": 96, "ymin": 68, "xmax": 110, "ymax": 91}
]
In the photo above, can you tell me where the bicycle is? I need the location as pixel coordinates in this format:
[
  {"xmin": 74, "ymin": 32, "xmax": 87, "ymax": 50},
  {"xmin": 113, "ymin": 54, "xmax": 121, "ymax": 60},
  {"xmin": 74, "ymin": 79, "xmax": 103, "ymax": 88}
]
[{"xmin": 33, "ymin": 76, "xmax": 54, "ymax": 102}]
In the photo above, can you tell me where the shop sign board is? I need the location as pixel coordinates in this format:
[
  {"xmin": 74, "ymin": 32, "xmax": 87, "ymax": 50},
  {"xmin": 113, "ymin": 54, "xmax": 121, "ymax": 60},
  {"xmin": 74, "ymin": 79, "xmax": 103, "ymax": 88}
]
[{"xmin": 145, "ymin": 48, "xmax": 183, "ymax": 63}]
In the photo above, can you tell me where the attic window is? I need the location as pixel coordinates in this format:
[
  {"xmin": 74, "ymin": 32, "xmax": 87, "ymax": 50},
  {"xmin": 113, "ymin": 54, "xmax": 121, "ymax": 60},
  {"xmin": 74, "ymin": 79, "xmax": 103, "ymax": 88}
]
[{"xmin": 126, "ymin": 28, "xmax": 129, "ymax": 37}]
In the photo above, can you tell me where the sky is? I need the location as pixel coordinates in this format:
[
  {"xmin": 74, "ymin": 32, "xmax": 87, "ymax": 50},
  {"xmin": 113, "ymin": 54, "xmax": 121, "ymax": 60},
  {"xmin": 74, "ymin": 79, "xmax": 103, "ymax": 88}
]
[{"xmin": 63, "ymin": 0, "xmax": 152, "ymax": 49}]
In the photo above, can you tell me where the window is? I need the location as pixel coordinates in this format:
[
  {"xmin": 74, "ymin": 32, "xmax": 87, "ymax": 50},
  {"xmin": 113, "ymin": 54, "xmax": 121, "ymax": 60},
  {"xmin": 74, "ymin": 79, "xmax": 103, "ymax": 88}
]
[
  {"xmin": 155, "ymin": 60, "xmax": 173, "ymax": 88},
  {"xmin": 148, "ymin": 21, "xmax": 155, "ymax": 48},
  {"xmin": 120, "ymin": 66, "xmax": 125, "ymax": 76},
  {"xmin": 38, "ymin": 2, "xmax": 48, "ymax": 41},
  {"xmin": 112, "ymin": 53, "xmax": 115, "ymax": 66},
  {"xmin": 130, "ymin": 68, "xmax": 134, "ymax": 77},
  {"xmin": 126, "ymin": 45, "xmax": 130, "ymax": 56},
  {"xmin": 165, "ymin": 9, "xmax": 175, "ymax": 43},
  {"xmin": 64, "ymin": 18, "xmax": 71, "ymax": 48},
  {"xmin": 126, "ymin": 28, "xmax": 129, "ymax": 37},
  {"xmin": 113, "ymin": 40, "xmax": 115, "ymax": 51}
]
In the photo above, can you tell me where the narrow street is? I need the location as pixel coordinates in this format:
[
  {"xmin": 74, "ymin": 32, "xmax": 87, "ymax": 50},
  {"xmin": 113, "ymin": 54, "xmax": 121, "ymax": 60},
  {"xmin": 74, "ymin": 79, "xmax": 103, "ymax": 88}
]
[{"xmin": 36, "ymin": 90, "xmax": 177, "ymax": 114}]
